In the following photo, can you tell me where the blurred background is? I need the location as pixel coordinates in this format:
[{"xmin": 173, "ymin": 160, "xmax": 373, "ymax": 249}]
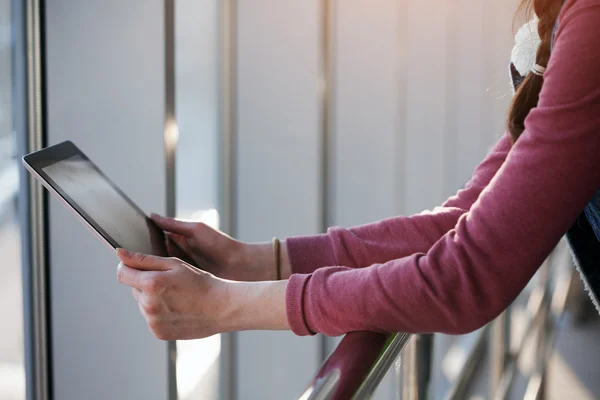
[{"xmin": 1, "ymin": 0, "xmax": 599, "ymax": 399}]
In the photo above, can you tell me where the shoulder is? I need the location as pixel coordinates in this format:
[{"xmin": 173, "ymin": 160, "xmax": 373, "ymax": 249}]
[
  {"xmin": 553, "ymin": 0, "xmax": 600, "ymax": 57},
  {"xmin": 559, "ymin": 0, "xmax": 600, "ymax": 25},
  {"xmin": 534, "ymin": 0, "xmax": 600, "ymax": 130}
]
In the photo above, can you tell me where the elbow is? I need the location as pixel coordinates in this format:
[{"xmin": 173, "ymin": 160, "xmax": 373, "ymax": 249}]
[
  {"xmin": 383, "ymin": 306, "xmax": 499, "ymax": 336},
  {"xmin": 442, "ymin": 305, "xmax": 506, "ymax": 335}
]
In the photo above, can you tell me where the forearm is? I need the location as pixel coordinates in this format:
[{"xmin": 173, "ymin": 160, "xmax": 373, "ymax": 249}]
[
  {"xmin": 241, "ymin": 134, "xmax": 511, "ymax": 280},
  {"xmin": 286, "ymin": 207, "xmax": 469, "ymax": 273},
  {"xmin": 285, "ymin": 133, "xmax": 511, "ymax": 274},
  {"xmin": 286, "ymin": 7, "xmax": 600, "ymax": 336}
]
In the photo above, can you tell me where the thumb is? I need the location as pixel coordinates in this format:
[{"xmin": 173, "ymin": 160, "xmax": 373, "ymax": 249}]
[{"xmin": 116, "ymin": 248, "xmax": 173, "ymax": 271}]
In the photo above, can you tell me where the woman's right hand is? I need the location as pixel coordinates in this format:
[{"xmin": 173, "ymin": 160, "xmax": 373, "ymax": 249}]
[{"xmin": 150, "ymin": 214, "xmax": 291, "ymax": 282}]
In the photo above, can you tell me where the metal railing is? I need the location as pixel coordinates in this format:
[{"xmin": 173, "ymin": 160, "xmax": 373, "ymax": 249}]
[{"xmin": 300, "ymin": 242, "xmax": 578, "ymax": 399}]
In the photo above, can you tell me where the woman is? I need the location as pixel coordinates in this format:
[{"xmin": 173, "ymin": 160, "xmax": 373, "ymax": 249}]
[{"xmin": 116, "ymin": 0, "xmax": 600, "ymax": 340}]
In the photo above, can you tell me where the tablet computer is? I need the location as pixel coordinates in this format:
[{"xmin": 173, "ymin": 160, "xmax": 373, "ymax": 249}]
[{"xmin": 23, "ymin": 140, "xmax": 182, "ymax": 259}]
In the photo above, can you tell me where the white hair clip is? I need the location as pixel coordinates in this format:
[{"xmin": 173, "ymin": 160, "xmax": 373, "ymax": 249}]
[
  {"xmin": 530, "ymin": 64, "xmax": 546, "ymax": 76},
  {"xmin": 511, "ymin": 17, "xmax": 541, "ymax": 76}
]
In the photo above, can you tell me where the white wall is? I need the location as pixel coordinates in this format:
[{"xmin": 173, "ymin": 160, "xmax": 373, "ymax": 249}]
[{"xmin": 44, "ymin": 1, "xmax": 171, "ymax": 399}]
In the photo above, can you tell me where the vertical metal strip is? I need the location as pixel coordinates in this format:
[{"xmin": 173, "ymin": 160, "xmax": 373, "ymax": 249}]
[
  {"xmin": 401, "ymin": 334, "xmax": 434, "ymax": 400},
  {"xmin": 218, "ymin": 0, "xmax": 237, "ymax": 399},
  {"xmin": 401, "ymin": 337, "xmax": 418, "ymax": 400},
  {"xmin": 163, "ymin": 0, "xmax": 178, "ymax": 398},
  {"xmin": 535, "ymin": 260, "xmax": 551, "ymax": 400},
  {"xmin": 164, "ymin": 0, "xmax": 177, "ymax": 218},
  {"xmin": 319, "ymin": 0, "xmax": 333, "ymax": 363},
  {"xmin": 24, "ymin": 0, "xmax": 50, "ymax": 399}
]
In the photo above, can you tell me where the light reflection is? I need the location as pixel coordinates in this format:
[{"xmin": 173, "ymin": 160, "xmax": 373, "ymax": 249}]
[
  {"xmin": 177, "ymin": 334, "xmax": 221, "ymax": 399},
  {"xmin": 165, "ymin": 117, "xmax": 179, "ymax": 152},
  {"xmin": 176, "ymin": 209, "xmax": 221, "ymax": 399}
]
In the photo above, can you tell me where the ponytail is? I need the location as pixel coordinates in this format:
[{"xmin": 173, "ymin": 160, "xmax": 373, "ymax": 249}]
[{"xmin": 507, "ymin": 0, "xmax": 564, "ymax": 142}]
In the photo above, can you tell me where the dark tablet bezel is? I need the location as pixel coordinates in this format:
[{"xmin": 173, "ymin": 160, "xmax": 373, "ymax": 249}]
[{"xmin": 22, "ymin": 140, "xmax": 166, "ymax": 254}]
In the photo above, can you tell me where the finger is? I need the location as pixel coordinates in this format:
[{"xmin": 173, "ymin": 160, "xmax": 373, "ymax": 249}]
[
  {"xmin": 166, "ymin": 232, "xmax": 189, "ymax": 252},
  {"xmin": 150, "ymin": 213, "xmax": 195, "ymax": 237},
  {"xmin": 166, "ymin": 235, "xmax": 190, "ymax": 259},
  {"xmin": 116, "ymin": 249, "xmax": 173, "ymax": 271},
  {"xmin": 117, "ymin": 262, "xmax": 146, "ymax": 289}
]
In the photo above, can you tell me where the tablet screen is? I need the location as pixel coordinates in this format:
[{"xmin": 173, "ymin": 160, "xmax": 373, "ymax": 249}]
[{"xmin": 42, "ymin": 154, "xmax": 166, "ymax": 255}]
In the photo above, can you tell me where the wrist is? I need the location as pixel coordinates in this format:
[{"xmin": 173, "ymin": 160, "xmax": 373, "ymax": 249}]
[
  {"xmin": 238, "ymin": 241, "xmax": 292, "ymax": 281},
  {"xmin": 231, "ymin": 242, "xmax": 272, "ymax": 281},
  {"xmin": 222, "ymin": 280, "xmax": 290, "ymax": 332},
  {"xmin": 280, "ymin": 240, "xmax": 292, "ymax": 279}
]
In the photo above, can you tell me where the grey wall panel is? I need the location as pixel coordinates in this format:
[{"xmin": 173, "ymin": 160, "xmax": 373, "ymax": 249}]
[
  {"xmin": 326, "ymin": 0, "xmax": 520, "ymax": 398},
  {"xmin": 45, "ymin": 1, "xmax": 170, "ymax": 399},
  {"xmin": 403, "ymin": 1, "xmax": 450, "ymax": 215},
  {"xmin": 331, "ymin": 0, "xmax": 403, "ymax": 227},
  {"xmin": 454, "ymin": 0, "xmax": 486, "ymax": 189},
  {"xmin": 329, "ymin": 1, "xmax": 403, "ymax": 398},
  {"xmin": 236, "ymin": 0, "xmax": 322, "ymax": 239},
  {"xmin": 484, "ymin": 0, "xmax": 520, "ymax": 151},
  {"xmin": 176, "ymin": 0, "xmax": 219, "ymax": 217},
  {"xmin": 452, "ymin": 0, "xmax": 518, "ymax": 191},
  {"xmin": 235, "ymin": 0, "xmax": 322, "ymax": 398}
]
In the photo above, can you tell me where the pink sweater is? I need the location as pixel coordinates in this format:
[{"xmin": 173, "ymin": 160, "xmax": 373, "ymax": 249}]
[{"xmin": 285, "ymin": 0, "xmax": 600, "ymax": 336}]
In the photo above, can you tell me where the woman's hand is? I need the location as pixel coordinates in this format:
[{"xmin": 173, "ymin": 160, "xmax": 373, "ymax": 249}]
[
  {"xmin": 116, "ymin": 249, "xmax": 290, "ymax": 340},
  {"xmin": 150, "ymin": 214, "xmax": 292, "ymax": 281}
]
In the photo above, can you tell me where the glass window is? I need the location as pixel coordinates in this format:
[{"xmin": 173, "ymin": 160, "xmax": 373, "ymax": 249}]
[{"xmin": 0, "ymin": 0, "xmax": 25, "ymax": 399}]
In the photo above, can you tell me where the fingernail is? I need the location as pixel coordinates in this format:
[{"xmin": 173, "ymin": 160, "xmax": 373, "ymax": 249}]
[{"xmin": 116, "ymin": 248, "xmax": 130, "ymax": 257}]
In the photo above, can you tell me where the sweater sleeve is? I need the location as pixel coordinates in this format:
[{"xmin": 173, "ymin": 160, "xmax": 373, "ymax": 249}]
[
  {"xmin": 286, "ymin": 3, "xmax": 600, "ymax": 336},
  {"xmin": 286, "ymin": 134, "xmax": 511, "ymax": 274}
]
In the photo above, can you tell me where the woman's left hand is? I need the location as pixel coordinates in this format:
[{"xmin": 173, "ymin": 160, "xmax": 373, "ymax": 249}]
[{"xmin": 116, "ymin": 248, "xmax": 290, "ymax": 340}]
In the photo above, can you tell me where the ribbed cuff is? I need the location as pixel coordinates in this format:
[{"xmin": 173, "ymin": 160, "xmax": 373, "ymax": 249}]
[
  {"xmin": 286, "ymin": 273, "xmax": 316, "ymax": 336},
  {"xmin": 286, "ymin": 233, "xmax": 337, "ymax": 275}
]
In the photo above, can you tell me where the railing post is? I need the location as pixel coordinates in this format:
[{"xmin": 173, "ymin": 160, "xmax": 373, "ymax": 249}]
[
  {"xmin": 489, "ymin": 311, "xmax": 510, "ymax": 398},
  {"xmin": 400, "ymin": 334, "xmax": 434, "ymax": 400},
  {"xmin": 536, "ymin": 262, "xmax": 552, "ymax": 400}
]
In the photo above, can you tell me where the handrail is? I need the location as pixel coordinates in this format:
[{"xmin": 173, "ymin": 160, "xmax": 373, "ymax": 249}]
[
  {"xmin": 298, "ymin": 332, "xmax": 410, "ymax": 400},
  {"xmin": 353, "ymin": 333, "xmax": 412, "ymax": 398},
  {"xmin": 299, "ymin": 369, "xmax": 340, "ymax": 400},
  {"xmin": 299, "ymin": 243, "xmax": 577, "ymax": 400}
]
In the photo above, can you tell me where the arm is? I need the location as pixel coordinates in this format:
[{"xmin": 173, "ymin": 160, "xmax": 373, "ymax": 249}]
[
  {"xmin": 151, "ymin": 133, "xmax": 509, "ymax": 282},
  {"xmin": 285, "ymin": 4, "xmax": 600, "ymax": 336},
  {"xmin": 285, "ymin": 132, "xmax": 511, "ymax": 275}
]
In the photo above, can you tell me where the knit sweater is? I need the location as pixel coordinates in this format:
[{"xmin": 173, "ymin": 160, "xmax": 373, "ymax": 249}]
[{"xmin": 285, "ymin": 0, "xmax": 600, "ymax": 336}]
